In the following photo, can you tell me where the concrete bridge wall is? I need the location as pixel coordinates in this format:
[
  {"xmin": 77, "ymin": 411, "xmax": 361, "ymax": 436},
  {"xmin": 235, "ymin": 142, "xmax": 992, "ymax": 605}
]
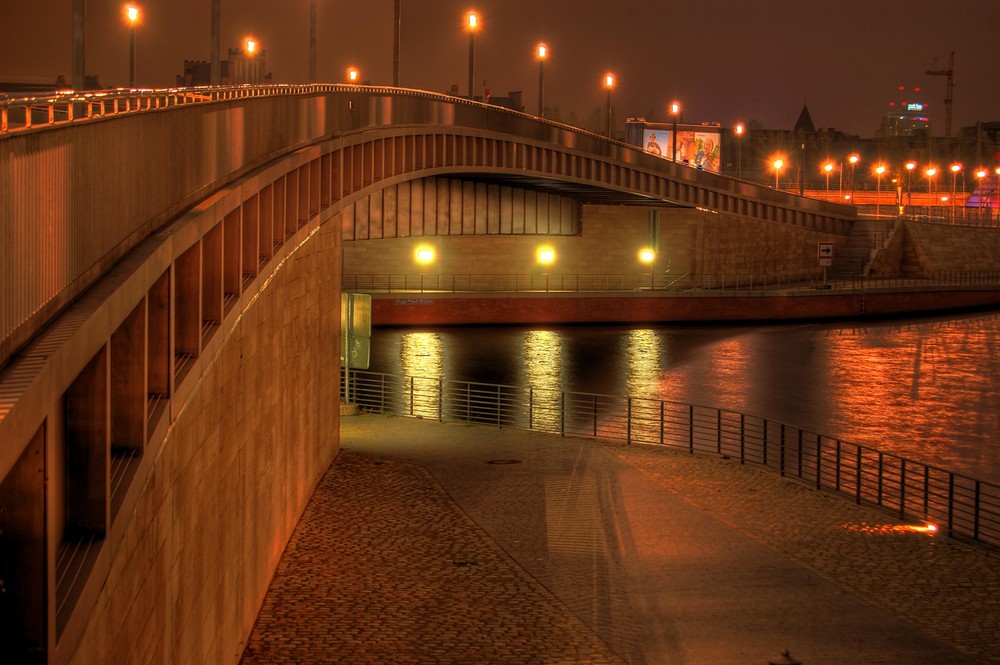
[{"xmin": 871, "ymin": 220, "xmax": 1000, "ymax": 276}]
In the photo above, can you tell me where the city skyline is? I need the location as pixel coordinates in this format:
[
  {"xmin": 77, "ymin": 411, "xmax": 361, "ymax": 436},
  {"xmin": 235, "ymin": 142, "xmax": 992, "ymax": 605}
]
[{"xmin": 2, "ymin": 0, "xmax": 999, "ymax": 137}]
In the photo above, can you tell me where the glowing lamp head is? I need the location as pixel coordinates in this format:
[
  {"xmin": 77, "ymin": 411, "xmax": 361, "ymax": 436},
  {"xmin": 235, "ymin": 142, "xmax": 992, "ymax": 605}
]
[
  {"xmin": 604, "ymin": 73, "xmax": 615, "ymax": 89},
  {"xmin": 414, "ymin": 245, "xmax": 436, "ymax": 266},
  {"xmin": 773, "ymin": 158, "xmax": 784, "ymax": 170},
  {"xmin": 467, "ymin": 12, "xmax": 478, "ymax": 29},
  {"xmin": 951, "ymin": 163, "xmax": 962, "ymax": 173},
  {"xmin": 926, "ymin": 167, "xmax": 937, "ymax": 178},
  {"xmin": 875, "ymin": 165, "xmax": 886, "ymax": 175},
  {"xmin": 347, "ymin": 67, "xmax": 360, "ymax": 83},
  {"xmin": 905, "ymin": 161, "xmax": 916, "ymax": 171},
  {"xmin": 126, "ymin": 5, "xmax": 139, "ymax": 23},
  {"xmin": 823, "ymin": 162, "xmax": 834, "ymax": 173},
  {"xmin": 639, "ymin": 249, "xmax": 655, "ymax": 264},
  {"xmin": 848, "ymin": 154, "xmax": 859, "ymax": 165},
  {"xmin": 537, "ymin": 44, "xmax": 548, "ymax": 59},
  {"xmin": 735, "ymin": 122, "xmax": 744, "ymax": 136},
  {"xmin": 246, "ymin": 38, "xmax": 256, "ymax": 54},
  {"xmin": 536, "ymin": 246, "xmax": 556, "ymax": 266},
  {"xmin": 977, "ymin": 169, "xmax": 987, "ymax": 179},
  {"xmin": 670, "ymin": 101, "xmax": 680, "ymax": 116}
]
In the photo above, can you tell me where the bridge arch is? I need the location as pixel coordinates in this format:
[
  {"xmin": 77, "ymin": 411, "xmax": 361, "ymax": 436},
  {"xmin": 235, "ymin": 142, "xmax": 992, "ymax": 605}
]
[{"xmin": 0, "ymin": 85, "xmax": 854, "ymax": 663}]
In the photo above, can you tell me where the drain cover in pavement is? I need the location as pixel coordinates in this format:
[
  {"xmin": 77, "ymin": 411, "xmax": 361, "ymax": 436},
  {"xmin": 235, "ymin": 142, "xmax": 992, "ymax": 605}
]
[{"xmin": 486, "ymin": 459, "xmax": 522, "ymax": 465}]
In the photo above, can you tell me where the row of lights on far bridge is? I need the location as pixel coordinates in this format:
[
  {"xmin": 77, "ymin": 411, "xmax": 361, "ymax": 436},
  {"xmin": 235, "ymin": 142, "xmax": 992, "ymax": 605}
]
[{"xmin": 412, "ymin": 244, "xmax": 659, "ymax": 268}]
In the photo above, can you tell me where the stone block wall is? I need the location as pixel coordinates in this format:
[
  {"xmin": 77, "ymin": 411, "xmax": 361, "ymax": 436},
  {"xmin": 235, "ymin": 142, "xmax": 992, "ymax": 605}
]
[{"xmin": 66, "ymin": 222, "xmax": 341, "ymax": 665}]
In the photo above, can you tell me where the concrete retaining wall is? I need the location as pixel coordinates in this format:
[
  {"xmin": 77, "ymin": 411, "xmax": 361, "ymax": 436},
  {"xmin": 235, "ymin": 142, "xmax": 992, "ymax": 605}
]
[{"xmin": 343, "ymin": 204, "xmax": 845, "ymax": 280}]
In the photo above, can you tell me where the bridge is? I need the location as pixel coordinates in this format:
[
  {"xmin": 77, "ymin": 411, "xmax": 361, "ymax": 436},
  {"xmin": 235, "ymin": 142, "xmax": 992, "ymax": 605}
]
[{"xmin": 0, "ymin": 84, "xmax": 988, "ymax": 663}]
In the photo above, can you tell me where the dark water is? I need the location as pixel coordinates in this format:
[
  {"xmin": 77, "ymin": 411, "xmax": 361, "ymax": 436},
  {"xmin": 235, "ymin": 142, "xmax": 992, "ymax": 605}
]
[{"xmin": 368, "ymin": 312, "xmax": 1000, "ymax": 483}]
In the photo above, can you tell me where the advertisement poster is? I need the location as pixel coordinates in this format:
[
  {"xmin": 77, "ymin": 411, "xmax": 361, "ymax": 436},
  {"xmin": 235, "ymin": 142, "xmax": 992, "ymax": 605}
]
[{"xmin": 642, "ymin": 128, "xmax": 721, "ymax": 174}]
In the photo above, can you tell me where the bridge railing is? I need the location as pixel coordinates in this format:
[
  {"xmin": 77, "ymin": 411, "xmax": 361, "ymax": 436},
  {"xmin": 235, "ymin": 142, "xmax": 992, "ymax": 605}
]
[
  {"xmin": 341, "ymin": 370, "xmax": 1000, "ymax": 550},
  {"xmin": 343, "ymin": 271, "xmax": 1000, "ymax": 294}
]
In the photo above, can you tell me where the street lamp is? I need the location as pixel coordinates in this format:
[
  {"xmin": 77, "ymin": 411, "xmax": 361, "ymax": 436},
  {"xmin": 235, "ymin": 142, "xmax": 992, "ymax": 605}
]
[
  {"xmin": 995, "ymin": 166, "xmax": 1000, "ymax": 220},
  {"xmin": 848, "ymin": 153, "xmax": 860, "ymax": 202},
  {"xmin": 245, "ymin": 38, "xmax": 258, "ymax": 84},
  {"xmin": 639, "ymin": 248, "xmax": 655, "ymax": 289},
  {"xmin": 823, "ymin": 162, "xmax": 834, "ymax": 200},
  {"xmin": 126, "ymin": 4, "xmax": 139, "ymax": 88},
  {"xmin": 905, "ymin": 161, "xmax": 916, "ymax": 213},
  {"xmin": 925, "ymin": 166, "xmax": 937, "ymax": 194},
  {"xmin": 346, "ymin": 66, "xmax": 360, "ymax": 84},
  {"xmin": 950, "ymin": 163, "xmax": 962, "ymax": 222},
  {"xmin": 976, "ymin": 169, "xmax": 988, "ymax": 218},
  {"xmin": 735, "ymin": 122, "xmax": 744, "ymax": 179},
  {"xmin": 536, "ymin": 43, "xmax": 548, "ymax": 117},
  {"xmin": 604, "ymin": 73, "xmax": 615, "ymax": 138},
  {"xmin": 772, "ymin": 158, "xmax": 784, "ymax": 189},
  {"xmin": 874, "ymin": 164, "xmax": 886, "ymax": 218},
  {"xmin": 670, "ymin": 101, "xmax": 680, "ymax": 162},
  {"xmin": 466, "ymin": 11, "xmax": 479, "ymax": 99}
]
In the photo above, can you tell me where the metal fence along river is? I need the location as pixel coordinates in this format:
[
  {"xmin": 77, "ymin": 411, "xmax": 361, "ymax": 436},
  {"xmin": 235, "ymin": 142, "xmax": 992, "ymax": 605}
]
[{"xmin": 342, "ymin": 369, "xmax": 1000, "ymax": 550}]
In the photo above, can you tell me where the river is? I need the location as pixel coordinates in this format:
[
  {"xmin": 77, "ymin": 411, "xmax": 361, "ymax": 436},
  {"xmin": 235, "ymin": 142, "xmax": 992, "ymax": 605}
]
[{"xmin": 367, "ymin": 311, "xmax": 1000, "ymax": 484}]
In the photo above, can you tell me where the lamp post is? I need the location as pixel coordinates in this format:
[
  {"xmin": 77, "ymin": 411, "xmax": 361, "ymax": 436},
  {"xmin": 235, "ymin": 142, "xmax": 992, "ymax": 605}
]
[
  {"xmin": 950, "ymin": 163, "xmax": 961, "ymax": 223},
  {"xmin": 976, "ymin": 169, "xmax": 987, "ymax": 219},
  {"xmin": 772, "ymin": 158, "xmax": 784, "ymax": 189},
  {"xmin": 604, "ymin": 73, "xmax": 615, "ymax": 138},
  {"xmin": 536, "ymin": 43, "xmax": 548, "ymax": 117},
  {"xmin": 640, "ymin": 248, "xmax": 655, "ymax": 290},
  {"xmin": 467, "ymin": 12, "xmax": 478, "ymax": 99},
  {"xmin": 995, "ymin": 166, "xmax": 1000, "ymax": 221},
  {"xmin": 393, "ymin": 0, "xmax": 401, "ymax": 86},
  {"xmin": 126, "ymin": 5, "xmax": 139, "ymax": 88},
  {"xmin": 245, "ymin": 38, "xmax": 257, "ymax": 84},
  {"xmin": 905, "ymin": 161, "xmax": 916, "ymax": 213},
  {"xmin": 926, "ymin": 166, "xmax": 937, "ymax": 196},
  {"xmin": 875, "ymin": 164, "xmax": 886, "ymax": 218},
  {"xmin": 823, "ymin": 162, "xmax": 834, "ymax": 200},
  {"xmin": 735, "ymin": 122, "xmax": 744, "ymax": 179},
  {"xmin": 669, "ymin": 101, "xmax": 681, "ymax": 162},
  {"xmin": 848, "ymin": 153, "xmax": 860, "ymax": 202}
]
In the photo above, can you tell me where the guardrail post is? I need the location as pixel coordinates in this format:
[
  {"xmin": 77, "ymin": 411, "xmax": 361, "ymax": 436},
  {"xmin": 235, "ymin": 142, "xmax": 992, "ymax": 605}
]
[
  {"xmin": 560, "ymin": 392, "xmax": 565, "ymax": 437},
  {"xmin": 660, "ymin": 402, "xmax": 665, "ymax": 446},
  {"xmin": 408, "ymin": 376, "xmax": 415, "ymax": 417},
  {"xmin": 855, "ymin": 448, "xmax": 862, "ymax": 504},
  {"xmin": 762, "ymin": 419, "xmax": 768, "ymax": 466},
  {"xmin": 529, "ymin": 388, "xmax": 534, "ymax": 430},
  {"xmin": 626, "ymin": 398, "xmax": 632, "ymax": 443},
  {"xmin": 688, "ymin": 404, "xmax": 694, "ymax": 452},
  {"xmin": 974, "ymin": 481, "xmax": 981, "ymax": 541},
  {"xmin": 779, "ymin": 423, "xmax": 785, "ymax": 476},
  {"xmin": 816, "ymin": 437, "xmax": 823, "ymax": 489},
  {"xmin": 835, "ymin": 440, "xmax": 842, "ymax": 491},
  {"xmin": 495, "ymin": 384, "xmax": 501, "ymax": 428},
  {"xmin": 877, "ymin": 452, "xmax": 884, "ymax": 505},
  {"xmin": 592, "ymin": 395, "xmax": 598, "ymax": 436},
  {"xmin": 899, "ymin": 458, "xmax": 907, "ymax": 519},
  {"xmin": 380, "ymin": 373, "xmax": 387, "ymax": 413},
  {"xmin": 739, "ymin": 413, "xmax": 745, "ymax": 464},
  {"xmin": 439, "ymin": 377, "xmax": 444, "ymax": 422},
  {"xmin": 947, "ymin": 474, "xmax": 955, "ymax": 537},
  {"xmin": 716, "ymin": 410, "xmax": 721, "ymax": 453}
]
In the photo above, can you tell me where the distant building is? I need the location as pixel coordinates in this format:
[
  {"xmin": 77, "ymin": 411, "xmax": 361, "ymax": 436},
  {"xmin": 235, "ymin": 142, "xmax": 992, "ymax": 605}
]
[
  {"xmin": 445, "ymin": 84, "xmax": 524, "ymax": 112},
  {"xmin": 879, "ymin": 86, "xmax": 931, "ymax": 137},
  {"xmin": 176, "ymin": 46, "xmax": 271, "ymax": 87}
]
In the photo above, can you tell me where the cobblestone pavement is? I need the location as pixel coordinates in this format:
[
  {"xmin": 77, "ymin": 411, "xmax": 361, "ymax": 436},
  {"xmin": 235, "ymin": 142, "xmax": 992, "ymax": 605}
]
[
  {"xmin": 242, "ymin": 415, "xmax": 999, "ymax": 664},
  {"xmin": 241, "ymin": 449, "xmax": 625, "ymax": 664}
]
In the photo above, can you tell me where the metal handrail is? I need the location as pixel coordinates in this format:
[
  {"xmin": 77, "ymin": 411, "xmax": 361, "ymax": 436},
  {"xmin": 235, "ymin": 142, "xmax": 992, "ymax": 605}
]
[
  {"xmin": 341, "ymin": 370, "xmax": 1000, "ymax": 550},
  {"xmin": 343, "ymin": 271, "xmax": 1000, "ymax": 295}
]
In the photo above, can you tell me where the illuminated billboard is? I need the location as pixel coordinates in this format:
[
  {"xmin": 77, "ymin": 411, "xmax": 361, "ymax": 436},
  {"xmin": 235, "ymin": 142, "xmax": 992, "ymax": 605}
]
[{"xmin": 641, "ymin": 128, "xmax": 721, "ymax": 173}]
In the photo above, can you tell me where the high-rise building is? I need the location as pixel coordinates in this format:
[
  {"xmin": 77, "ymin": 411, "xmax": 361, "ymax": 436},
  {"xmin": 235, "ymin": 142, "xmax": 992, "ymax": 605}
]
[{"xmin": 880, "ymin": 85, "xmax": 931, "ymax": 137}]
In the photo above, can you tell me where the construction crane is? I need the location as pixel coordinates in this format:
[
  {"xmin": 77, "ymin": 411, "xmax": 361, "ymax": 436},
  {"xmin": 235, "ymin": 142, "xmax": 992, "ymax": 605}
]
[{"xmin": 926, "ymin": 51, "xmax": 955, "ymax": 138}]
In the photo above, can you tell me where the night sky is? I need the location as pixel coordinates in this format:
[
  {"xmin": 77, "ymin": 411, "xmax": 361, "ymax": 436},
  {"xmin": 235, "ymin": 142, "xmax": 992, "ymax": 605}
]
[{"xmin": 2, "ymin": 0, "xmax": 998, "ymax": 137}]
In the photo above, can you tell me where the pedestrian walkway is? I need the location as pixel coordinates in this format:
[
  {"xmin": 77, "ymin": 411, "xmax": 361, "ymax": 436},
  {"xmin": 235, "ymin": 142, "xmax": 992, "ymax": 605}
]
[{"xmin": 240, "ymin": 414, "xmax": 1000, "ymax": 664}]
